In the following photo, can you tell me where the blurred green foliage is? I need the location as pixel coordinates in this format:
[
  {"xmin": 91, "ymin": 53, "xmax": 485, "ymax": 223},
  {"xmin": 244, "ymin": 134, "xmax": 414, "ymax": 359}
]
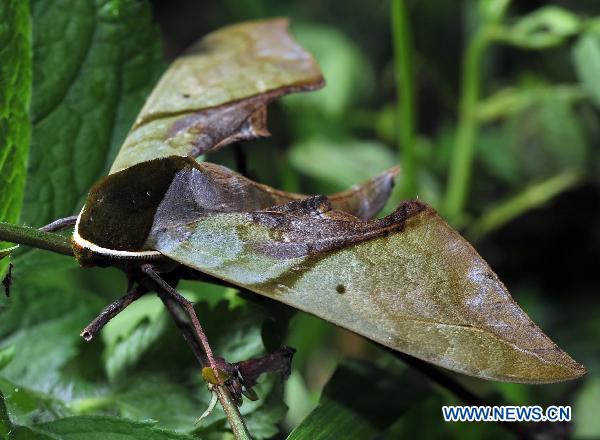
[{"xmin": 1, "ymin": 0, "xmax": 600, "ymax": 439}]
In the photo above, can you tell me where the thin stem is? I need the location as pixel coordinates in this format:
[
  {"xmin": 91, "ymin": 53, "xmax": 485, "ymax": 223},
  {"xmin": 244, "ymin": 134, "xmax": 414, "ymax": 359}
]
[
  {"xmin": 444, "ymin": 27, "xmax": 490, "ymax": 224},
  {"xmin": 391, "ymin": 0, "xmax": 417, "ymax": 199},
  {"xmin": 467, "ymin": 170, "xmax": 582, "ymax": 241},
  {"xmin": 215, "ymin": 386, "xmax": 252, "ymax": 440},
  {"xmin": 0, "ymin": 222, "xmax": 73, "ymax": 256},
  {"xmin": 80, "ymin": 287, "xmax": 146, "ymax": 341}
]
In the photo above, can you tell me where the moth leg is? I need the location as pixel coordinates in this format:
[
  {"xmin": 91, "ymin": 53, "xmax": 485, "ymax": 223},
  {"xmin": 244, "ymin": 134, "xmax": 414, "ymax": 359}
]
[
  {"xmin": 80, "ymin": 286, "xmax": 146, "ymax": 341},
  {"xmin": 141, "ymin": 263, "xmax": 220, "ymax": 380},
  {"xmin": 40, "ymin": 215, "xmax": 78, "ymax": 232}
]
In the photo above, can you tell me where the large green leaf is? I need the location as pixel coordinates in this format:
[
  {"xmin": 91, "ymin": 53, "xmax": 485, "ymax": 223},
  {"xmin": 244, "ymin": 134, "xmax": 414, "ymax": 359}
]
[
  {"xmin": 289, "ymin": 139, "xmax": 398, "ymax": 191},
  {"xmin": 0, "ymin": 0, "xmax": 31, "ymax": 278},
  {"xmin": 22, "ymin": 0, "xmax": 164, "ymax": 227},
  {"xmin": 0, "ymin": 275, "xmax": 102, "ymax": 393},
  {"xmin": 14, "ymin": 416, "xmax": 190, "ymax": 440}
]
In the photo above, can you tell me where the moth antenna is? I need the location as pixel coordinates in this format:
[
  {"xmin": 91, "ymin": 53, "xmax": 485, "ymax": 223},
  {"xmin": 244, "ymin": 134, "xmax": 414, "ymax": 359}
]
[{"xmin": 40, "ymin": 215, "xmax": 78, "ymax": 232}]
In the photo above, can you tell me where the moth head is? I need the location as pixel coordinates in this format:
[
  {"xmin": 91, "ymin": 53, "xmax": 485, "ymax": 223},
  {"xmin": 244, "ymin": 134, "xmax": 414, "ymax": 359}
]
[{"xmin": 72, "ymin": 156, "xmax": 195, "ymax": 266}]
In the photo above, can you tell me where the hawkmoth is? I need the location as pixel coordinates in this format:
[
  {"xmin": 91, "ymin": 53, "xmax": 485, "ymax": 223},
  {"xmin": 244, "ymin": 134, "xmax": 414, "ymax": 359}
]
[{"xmin": 58, "ymin": 19, "xmax": 584, "ymax": 389}]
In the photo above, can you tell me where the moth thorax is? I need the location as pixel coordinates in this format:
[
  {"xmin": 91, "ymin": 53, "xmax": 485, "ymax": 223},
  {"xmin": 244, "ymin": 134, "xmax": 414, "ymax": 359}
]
[{"xmin": 75, "ymin": 156, "xmax": 194, "ymax": 253}]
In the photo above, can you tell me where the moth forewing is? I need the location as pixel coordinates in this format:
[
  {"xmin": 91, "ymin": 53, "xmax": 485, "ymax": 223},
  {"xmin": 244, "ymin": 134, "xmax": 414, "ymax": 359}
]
[
  {"xmin": 145, "ymin": 198, "xmax": 586, "ymax": 384},
  {"xmin": 71, "ymin": 19, "xmax": 585, "ymax": 387},
  {"xmin": 109, "ymin": 19, "xmax": 325, "ymax": 173}
]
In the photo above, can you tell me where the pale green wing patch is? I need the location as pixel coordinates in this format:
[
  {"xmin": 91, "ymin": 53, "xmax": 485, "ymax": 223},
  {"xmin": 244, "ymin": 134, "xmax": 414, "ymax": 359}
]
[
  {"xmin": 110, "ymin": 19, "xmax": 324, "ymax": 173},
  {"xmin": 146, "ymin": 198, "xmax": 585, "ymax": 384}
]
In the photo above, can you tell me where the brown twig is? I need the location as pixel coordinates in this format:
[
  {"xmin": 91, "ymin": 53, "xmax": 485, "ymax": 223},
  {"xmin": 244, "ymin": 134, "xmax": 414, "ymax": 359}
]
[{"xmin": 80, "ymin": 286, "xmax": 147, "ymax": 341}]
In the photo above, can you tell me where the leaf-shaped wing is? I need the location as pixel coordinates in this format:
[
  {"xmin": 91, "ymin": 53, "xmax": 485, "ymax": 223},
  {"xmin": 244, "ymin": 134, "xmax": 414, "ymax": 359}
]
[
  {"xmin": 110, "ymin": 19, "xmax": 324, "ymax": 173},
  {"xmin": 153, "ymin": 158, "xmax": 399, "ymax": 222},
  {"xmin": 145, "ymin": 197, "xmax": 585, "ymax": 383}
]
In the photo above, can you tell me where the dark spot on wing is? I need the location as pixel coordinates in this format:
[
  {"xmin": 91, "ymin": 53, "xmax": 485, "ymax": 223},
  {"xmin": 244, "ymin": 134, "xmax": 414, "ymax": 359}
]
[{"xmin": 336, "ymin": 284, "xmax": 346, "ymax": 294}]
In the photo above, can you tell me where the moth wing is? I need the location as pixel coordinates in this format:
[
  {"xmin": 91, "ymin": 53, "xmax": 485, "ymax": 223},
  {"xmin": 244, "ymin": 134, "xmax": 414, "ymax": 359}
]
[
  {"xmin": 175, "ymin": 162, "xmax": 400, "ymax": 219},
  {"xmin": 146, "ymin": 197, "xmax": 585, "ymax": 384},
  {"xmin": 110, "ymin": 19, "xmax": 324, "ymax": 173}
]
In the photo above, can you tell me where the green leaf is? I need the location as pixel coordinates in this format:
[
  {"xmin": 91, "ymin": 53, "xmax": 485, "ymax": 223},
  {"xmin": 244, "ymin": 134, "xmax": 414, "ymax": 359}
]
[
  {"xmin": 287, "ymin": 399, "xmax": 376, "ymax": 440},
  {"xmin": 0, "ymin": 0, "xmax": 31, "ymax": 279},
  {"xmin": 494, "ymin": 6, "xmax": 581, "ymax": 49},
  {"xmin": 284, "ymin": 23, "xmax": 374, "ymax": 119},
  {"xmin": 22, "ymin": 0, "xmax": 164, "ymax": 228},
  {"xmin": 30, "ymin": 416, "xmax": 191, "ymax": 440},
  {"xmin": 288, "ymin": 359, "xmax": 432, "ymax": 439},
  {"xmin": 0, "ymin": 376, "xmax": 68, "ymax": 426},
  {"xmin": 503, "ymin": 93, "xmax": 587, "ymax": 181},
  {"xmin": 1, "ymin": 390, "xmax": 10, "ymax": 438},
  {"xmin": 0, "ymin": 274, "xmax": 101, "ymax": 393},
  {"xmin": 573, "ymin": 33, "xmax": 600, "ymax": 108},
  {"xmin": 13, "ymin": 0, "xmax": 164, "ymax": 272},
  {"xmin": 289, "ymin": 139, "xmax": 397, "ymax": 191},
  {"xmin": 101, "ymin": 296, "xmax": 167, "ymax": 381},
  {"xmin": 0, "ymin": 346, "xmax": 15, "ymax": 371},
  {"xmin": 69, "ymin": 373, "xmax": 205, "ymax": 433}
]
